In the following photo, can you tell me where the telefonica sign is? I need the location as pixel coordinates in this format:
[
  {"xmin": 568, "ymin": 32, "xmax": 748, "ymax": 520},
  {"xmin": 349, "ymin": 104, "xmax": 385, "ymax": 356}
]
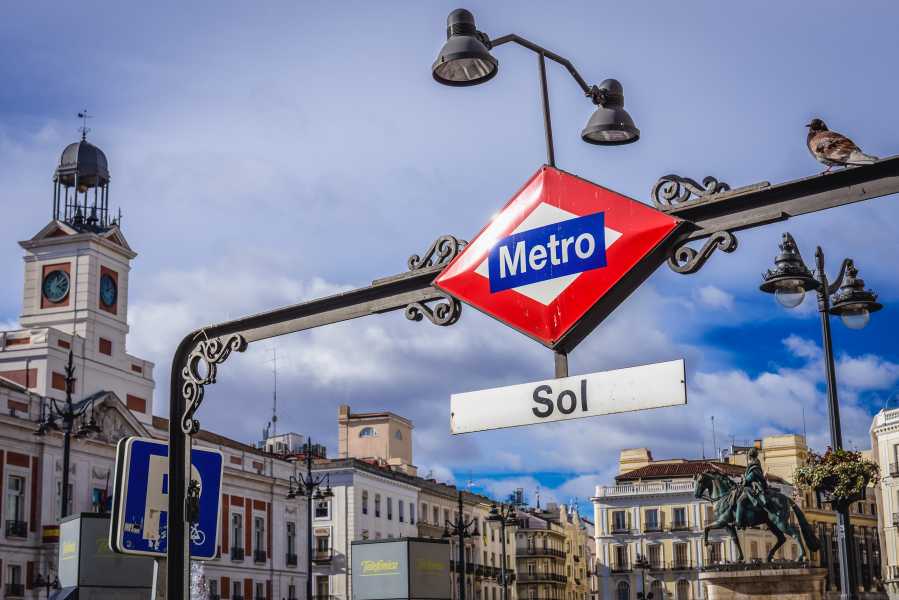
[{"xmin": 360, "ymin": 559, "xmax": 401, "ymax": 576}]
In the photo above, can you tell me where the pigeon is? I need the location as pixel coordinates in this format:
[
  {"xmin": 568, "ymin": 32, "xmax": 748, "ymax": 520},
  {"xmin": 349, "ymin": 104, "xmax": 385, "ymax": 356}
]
[{"xmin": 806, "ymin": 118, "xmax": 878, "ymax": 172}]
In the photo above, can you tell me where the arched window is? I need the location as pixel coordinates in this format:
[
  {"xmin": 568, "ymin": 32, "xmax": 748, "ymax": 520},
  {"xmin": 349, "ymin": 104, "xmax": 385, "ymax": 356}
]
[
  {"xmin": 676, "ymin": 579, "xmax": 690, "ymax": 600},
  {"xmin": 359, "ymin": 427, "xmax": 376, "ymax": 437},
  {"xmin": 394, "ymin": 430, "xmax": 403, "ymax": 440},
  {"xmin": 616, "ymin": 580, "xmax": 630, "ymax": 600}
]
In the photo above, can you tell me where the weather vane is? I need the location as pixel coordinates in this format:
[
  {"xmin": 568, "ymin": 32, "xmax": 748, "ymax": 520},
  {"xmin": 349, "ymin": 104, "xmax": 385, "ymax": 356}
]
[{"xmin": 77, "ymin": 109, "xmax": 92, "ymax": 141}]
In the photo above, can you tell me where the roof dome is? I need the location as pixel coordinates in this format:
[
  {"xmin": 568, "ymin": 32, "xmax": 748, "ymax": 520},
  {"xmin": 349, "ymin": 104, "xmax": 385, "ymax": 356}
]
[{"xmin": 55, "ymin": 139, "xmax": 109, "ymax": 188}]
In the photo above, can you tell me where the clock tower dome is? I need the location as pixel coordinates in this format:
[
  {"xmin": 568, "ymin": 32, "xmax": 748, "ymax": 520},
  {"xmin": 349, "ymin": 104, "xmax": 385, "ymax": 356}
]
[{"xmin": 0, "ymin": 130, "xmax": 155, "ymax": 423}]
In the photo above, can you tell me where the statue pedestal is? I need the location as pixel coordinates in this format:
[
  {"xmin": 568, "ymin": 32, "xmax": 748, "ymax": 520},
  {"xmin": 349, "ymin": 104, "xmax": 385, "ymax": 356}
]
[{"xmin": 699, "ymin": 565, "xmax": 828, "ymax": 600}]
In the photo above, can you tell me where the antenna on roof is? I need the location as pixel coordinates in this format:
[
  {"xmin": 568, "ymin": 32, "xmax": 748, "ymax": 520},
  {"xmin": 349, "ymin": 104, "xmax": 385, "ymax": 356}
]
[
  {"xmin": 535, "ymin": 485, "xmax": 541, "ymax": 509},
  {"xmin": 711, "ymin": 415, "xmax": 718, "ymax": 459},
  {"xmin": 77, "ymin": 109, "xmax": 92, "ymax": 141},
  {"xmin": 266, "ymin": 347, "xmax": 279, "ymax": 438},
  {"xmin": 802, "ymin": 405, "xmax": 808, "ymax": 442}
]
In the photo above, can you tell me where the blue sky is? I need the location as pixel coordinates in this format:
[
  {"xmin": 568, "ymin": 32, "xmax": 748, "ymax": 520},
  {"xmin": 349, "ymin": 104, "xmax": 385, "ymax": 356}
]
[{"xmin": 2, "ymin": 1, "xmax": 898, "ymax": 511}]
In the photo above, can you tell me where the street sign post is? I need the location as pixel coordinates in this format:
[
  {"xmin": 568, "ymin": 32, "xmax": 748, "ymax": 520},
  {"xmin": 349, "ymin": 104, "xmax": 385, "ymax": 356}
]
[
  {"xmin": 436, "ymin": 166, "xmax": 682, "ymax": 352},
  {"xmin": 110, "ymin": 436, "xmax": 223, "ymax": 560},
  {"xmin": 450, "ymin": 359, "xmax": 686, "ymax": 434}
]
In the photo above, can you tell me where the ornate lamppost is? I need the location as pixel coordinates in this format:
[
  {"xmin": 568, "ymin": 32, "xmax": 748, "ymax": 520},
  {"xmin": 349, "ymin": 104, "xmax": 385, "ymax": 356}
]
[
  {"xmin": 31, "ymin": 572, "xmax": 60, "ymax": 598},
  {"xmin": 33, "ymin": 350, "xmax": 102, "ymax": 519},
  {"xmin": 634, "ymin": 553, "xmax": 655, "ymax": 599},
  {"xmin": 286, "ymin": 439, "xmax": 333, "ymax": 600},
  {"xmin": 442, "ymin": 491, "xmax": 479, "ymax": 600},
  {"xmin": 486, "ymin": 502, "xmax": 517, "ymax": 600},
  {"xmin": 760, "ymin": 232, "xmax": 882, "ymax": 600}
]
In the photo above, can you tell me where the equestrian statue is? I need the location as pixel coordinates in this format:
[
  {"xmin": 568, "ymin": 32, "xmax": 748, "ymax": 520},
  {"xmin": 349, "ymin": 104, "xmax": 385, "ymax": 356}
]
[{"xmin": 694, "ymin": 448, "xmax": 820, "ymax": 563}]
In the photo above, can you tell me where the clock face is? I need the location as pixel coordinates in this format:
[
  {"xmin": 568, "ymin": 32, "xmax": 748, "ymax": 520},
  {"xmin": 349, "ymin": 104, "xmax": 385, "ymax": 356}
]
[
  {"xmin": 42, "ymin": 270, "xmax": 70, "ymax": 303},
  {"xmin": 100, "ymin": 273, "xmax": 118, "ymax": 307}
]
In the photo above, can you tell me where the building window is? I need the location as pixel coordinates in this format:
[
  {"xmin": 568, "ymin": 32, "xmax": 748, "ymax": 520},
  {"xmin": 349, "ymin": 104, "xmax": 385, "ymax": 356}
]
[
  {"xmin": 288, "ymin": 584, "xmax": 296, "ymax": 600},
  {"xmin": 56, "ymin": 480, "xmax": 73, "ymax": 521},
  {"xmin": 612, "ymin": 510, "xmax": 627, "ymax": 532},
  {"xmin": 394, "ymin": 430, "xmax": 403, "ymax": 440},
  {"xmin": 434, "ymin": 506, "xmax": 440, "ymax": 524},
  {"xmin": 375, "ymin": 494, "xmax": 381, "ymax": 518},
  {"xmin": 709, "ymin": 541, "xmax": 723, "ymax": 564},
  {"xmin": 651, "ymin": 580, "xmax": 663, "ymax": 599},
  {"xmin": 315, "ymin": 576, "xmax": 330, "ymax": 598},
  {"xmin": 673, "ymin": 507, "xmax": 687, "ymax": 528},
  {"xmin": 616, "ymin": 581, "xmax": 629, "ymax": 600},
  {"xmin": 410, "ymin": 502, "xmax": 415, "ymax": 525},
  {"xmin": 255, "ymin": 582, "xmax": 264, "ymax": 600},
  {"xmin": 7, "ymin": 475, "xmax": 26, "ymax": 524},
  {"xmin": 359, "ymin": 427, "xmax": 376, "ymax": 438},
  {"xmin": 613, "ymin": 545, "xmax": 628, "ymax": 570},
  {"xmin": 287, "ymin": 522, "xmax": 296, "ymax": 556},
  {"xmin": 421, "ymin": 502, "xmax": 428, "ymax": 523},
  {"xmin": 315, "ymin": 499, "xmax": 330, "ymax": 519},
  {"xmin": 750, "ymin": 541, "xmax": 759, "ymax": 560},
  {"xmin": 399, "ymin": 501, "xmax": 405, "ymax": 523},
  {"xmin": 254, "ymin": 516, "xmax": 264, "ymax": 553},
  {"xmin": 233, "ymin": 581, "xmax": 242, "ymax": 599},
  {"xmin": 674, "ymin": 542, "xmax": 689, "ymax": 568},
  {"xmin": 209, "ymin": 580, "xmax": 218, "ymax": 598},
  {"xmin": 362, "ymin": 490, "xmax": 369, "ymax": 515},
  {"xmin": 315, "ymin": 533, "xmax": 330, "ymax": 555},
  {"xmin": 387, "ymin": 497, "xmax": 393, "ymax": 520},
  {"xmin": 444, "ymin": 508, "xmax": 450, "ymax": 525},
  {"xmin": 232, "ymin": 514, "xmax": 243, "ymax": 549},
  {"xmin": 648, "ymin": 544, "xmax": 662, "ymax": 569},
  {"xmin": 361, "ymin": 529, "xmax": 369, "ymax": 540},
  {"xmin": 644, "ymin": 508, "xmax": 659, "ymax": 531},
  {"xmin": 676, "ymin": 579, "xmax": 691, "ymax": 600}
]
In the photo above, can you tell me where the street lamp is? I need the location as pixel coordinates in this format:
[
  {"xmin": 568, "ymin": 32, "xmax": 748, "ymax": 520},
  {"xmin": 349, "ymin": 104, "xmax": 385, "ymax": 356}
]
[
  {"xmin": 32, "ymin": 572, "xmax": 60, "ymax": 598},
  {"xmin": 486, "ymin": 502, "xmax": 517, "ymax": 600},
  {"xmin": 760, "ymin": 232, "xmax": 882, "ymax": 600},
  {"xmin": 442, "ymin": 491, "xmax": 479, "ymax": 600},
  {"xmin": 33, "ymin": 350, "xmax": 103, "ymax": 519},
  {"xmin": 634, "ymin": 553, "xmax": 655, "ymax": 600},
  {"xmin": 285, "ymin": 439, "xmax": 333, "ymax": 600},
  {"xmin": 432, "ymin": 8, "xmax": 639, "ymax": 165}
]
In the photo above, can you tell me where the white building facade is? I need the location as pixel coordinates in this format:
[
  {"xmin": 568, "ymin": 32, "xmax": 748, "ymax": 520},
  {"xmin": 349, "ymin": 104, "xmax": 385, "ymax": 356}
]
[{"xmin": 871, "ymin": 408, "xmax": 899, "ymax": 599}]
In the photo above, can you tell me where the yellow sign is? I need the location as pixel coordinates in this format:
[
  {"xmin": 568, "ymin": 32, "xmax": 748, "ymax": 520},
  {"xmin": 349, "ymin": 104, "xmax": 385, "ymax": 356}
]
[
  {"xmin": 62, "ymin": 541, "xmax": 78, "ymax": 560},
  {"xmin": 414, "ymin": 558, "xmax": 446, "ymax": 573},
  {"xmin": 360, "ymin": 559, "xmax": 400, "ymax": 576}
]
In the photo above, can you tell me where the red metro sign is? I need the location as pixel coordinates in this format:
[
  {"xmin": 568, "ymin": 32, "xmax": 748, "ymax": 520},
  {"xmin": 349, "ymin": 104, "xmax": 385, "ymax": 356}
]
[{"xmin": 435, "ymin": 167, "xmax": 683, "ymax": 352}]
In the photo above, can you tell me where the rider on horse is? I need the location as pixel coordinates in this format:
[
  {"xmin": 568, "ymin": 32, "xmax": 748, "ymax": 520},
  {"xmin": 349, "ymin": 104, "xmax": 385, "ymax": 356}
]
[{"xmin": 735, "ymin": 448, "xmax": 769, "ymax": 527}]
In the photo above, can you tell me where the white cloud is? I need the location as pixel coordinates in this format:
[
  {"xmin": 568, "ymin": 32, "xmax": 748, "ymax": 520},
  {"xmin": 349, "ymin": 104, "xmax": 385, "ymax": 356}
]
[{"xmin": 696, "ymin": 285, "xmax": 734, "ymax": 310}]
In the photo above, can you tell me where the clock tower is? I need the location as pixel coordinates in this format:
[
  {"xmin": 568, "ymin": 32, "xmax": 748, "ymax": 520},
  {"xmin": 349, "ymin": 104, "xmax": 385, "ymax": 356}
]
[{"xmin": 0, "ymin": 133, "xmax": 155, "ymax": 423}]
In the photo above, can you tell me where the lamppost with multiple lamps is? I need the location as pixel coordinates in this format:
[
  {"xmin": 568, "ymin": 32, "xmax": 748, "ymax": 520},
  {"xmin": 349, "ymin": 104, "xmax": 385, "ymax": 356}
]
[
  {"xmin": 442, "ymin": 491, "xmax": 479, "ymax": 600},
  {"xmin": 634, "ymin": 553, "xmax": 655, "ymax": 599},
  {"xmin": 486, "ymin": 502, "xmax": 517, "ymax": 600},
  {"xmin": 33, "ymin": 350, "xmax": 103, "ymax": 519},
  {"xmin": 286, "ymin": 439, "xmax": 333, "ymax": 600},
  {"xmin": 760, "ymin": 232, "xmax": 882, "ymax": 600},
  {"xmin": 31, "ymin": 572, "xmax": 60, "ymax": 599}
]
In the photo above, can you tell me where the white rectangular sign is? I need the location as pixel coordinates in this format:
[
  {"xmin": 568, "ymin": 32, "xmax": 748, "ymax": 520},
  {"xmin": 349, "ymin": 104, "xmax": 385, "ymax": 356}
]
[{"xmin": 450, "ymin": 359, "xmax": 686, "ymax": 434}]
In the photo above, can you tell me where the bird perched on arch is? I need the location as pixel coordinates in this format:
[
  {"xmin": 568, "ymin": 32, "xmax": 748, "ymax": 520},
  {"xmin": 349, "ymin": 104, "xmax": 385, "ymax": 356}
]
[{"xmin": 806, "ymin": 118, "xmax": 878, "ymax": 172}]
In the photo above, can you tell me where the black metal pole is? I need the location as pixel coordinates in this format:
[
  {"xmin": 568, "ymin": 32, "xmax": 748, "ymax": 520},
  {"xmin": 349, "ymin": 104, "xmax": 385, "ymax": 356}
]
[
  {"xmin": 537, "ymin": 52, "xmax": 555, "ymax": 168},
  {"xmin": 814, "ymin": 247, "xmax": 856, "ymax": 600},
  {"xmin": 457, "ymin": 492, "xmax": 466, "ymax": 600},
  {"xmin": 306, "ymin": 444, "xmax": 314, "ymax": 600},
  {"xmin": 498, "ymin": 519, "xmax": 508, "ymax": 600},
  {"xmin": 167, "ymin": 336, "xmax": 194, "ymax": 600},
  {"xmin": 60, "ymin": 350, "xmax": 75, "ymax": 519}
]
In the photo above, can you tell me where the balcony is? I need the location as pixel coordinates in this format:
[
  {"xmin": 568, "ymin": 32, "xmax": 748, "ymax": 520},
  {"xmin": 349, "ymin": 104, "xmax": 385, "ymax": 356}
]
[
  {"xmin": 516, "ymin": 546, "xmax": 565, "ymax": 558},
  {"xmin": 230, "ymin": 547, "xmax": 245, "ymax": 561},
  {"xmin": 643, "ymin": 523, "xmax": 663, "ymax": 533},
  {"xmin": 5, "ymin": 520, "xmax": 27, "ymax": 538},
  {"xmin": 668, "ymin": 560, "xmax": 694, "ymax": 570},
  {"xmin": 254, "ymin": 550, "xmax": 267, "ymax": 563},
  {"xmin": 517, "ymin": 572, "xmax": 567, "ymax": 584},
  {"xmin": 890, "ymin": 462, "xmax": 899, "ymax": 477},
  {"xmin": 286, "ymin": 553, "xmax": 298, "ymax": 566},
  {"xmin": 5, "ymin": 584, "xmax": 24, "ymax": 597},
  {"xmin": 670, "ymin": 521, "xmax": 690, "ymax": 531},
  {"xmin": 611, "ymin": 526, "xmax": 631, "ymax": 534},
  {"xmin": 312, "ymin": 549, "xmax": 333, "ymax": 563},
  {"xmin": 610, "ymin": 562, "xmax": 631, "ymax": 573},
  {"xmin": 595, "ymin": 480, "xmax": 696, "ymax": 498}
]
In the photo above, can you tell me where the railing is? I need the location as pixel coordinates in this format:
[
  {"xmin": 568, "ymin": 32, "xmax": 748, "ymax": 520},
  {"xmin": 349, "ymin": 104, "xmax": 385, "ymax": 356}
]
[
  {"xmin": 312, "ymin": 549, "xmax": 333, "ymax": 563},
  {"xmin": 230, "ymin": 547, "xmax": 245, "ymax": 561},
  {"xmin": 595, "ymin": 480, "xmax": 696, "ymax": 497},
  {"xmin": 643, "ymin": 523, "xmax": 663, "ymax": 533},
  {"xmin": 254, "ymin": 550, "xmax": 267, "ymax": 563},
  {"xmin": 5, "ymin": 520, "xmax": 27, "ymax": 538},
  {"xmin": 893, "ymin": 513, "xmax": 899, "ymax": 527},
  {"xmin": 890, "ymin": 462, "xmax": 899, "ymax": 476},
  {"xmin": 517, "ymin": 572, "xmax": 567, "ymax": 584},
  {"xmin": 5, "ymin": 584, "xmax": 25, "ymax": 597},
  {"xmin": 610, "ymin": 562, "xmax": 631, "ymax": 573},
  {"xmin": 516, "ymin": 546, "xmax": 565, "ymax": 558},
  {"xmin": 232, "ymin": 596, "xmax": 244, "ymax": 600},
  {"xmin": 668, "ymin": 560, "xmax": 694, "ymax": 570},
  {"xmin": 670, "ymin": 521, "xmax": 690, "ymax": 531},
  {"xmin": 286, "ymin": 553, "xmax": 298, "ymax": 566},
  {"xmin": 611, "ymin": 526, "xmax": 631, "ymax": 534}
]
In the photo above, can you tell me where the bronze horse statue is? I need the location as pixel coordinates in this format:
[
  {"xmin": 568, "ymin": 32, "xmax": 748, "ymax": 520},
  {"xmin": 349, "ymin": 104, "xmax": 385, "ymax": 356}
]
[{"xmin": 694, "ymin": 469, "xmax": 820, "ymax": 562}]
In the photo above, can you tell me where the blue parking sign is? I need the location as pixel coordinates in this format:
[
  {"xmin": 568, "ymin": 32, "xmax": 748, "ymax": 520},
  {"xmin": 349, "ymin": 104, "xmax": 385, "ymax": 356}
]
[{"xmin": 109, "ymin": 437, "xmax": 223, "ymax": 560}]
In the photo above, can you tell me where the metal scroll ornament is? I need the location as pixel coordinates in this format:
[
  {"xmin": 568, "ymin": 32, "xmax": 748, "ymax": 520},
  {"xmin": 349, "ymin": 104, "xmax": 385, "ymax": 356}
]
[
  {"xmin": 668, "ymin": 231, "xmax": 738, "ymax": 274},
  {"xmin": 405, "ymin": 293, "xmax": 462, "ymax": 327},
  {"xmin": 181, "ymin": 334, "xmax": 248, "ymax": 434},
  {"xmin": 407, "ymin": 235, "xmax": 468, "ymax": 270},
  {"xmin": 651, "ymin": 174, "xmax": 731, "ymax": 209}
]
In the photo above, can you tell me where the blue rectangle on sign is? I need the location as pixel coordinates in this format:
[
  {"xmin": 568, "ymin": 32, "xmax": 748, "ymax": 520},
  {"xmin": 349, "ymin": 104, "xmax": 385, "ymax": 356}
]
[
  {"xmin": 110, "ymin": 437, "xmax": 223, "ymax": 559},
  {"xmin": 488, "ymin": 212, "xmax": 606, "ymax": 293}
]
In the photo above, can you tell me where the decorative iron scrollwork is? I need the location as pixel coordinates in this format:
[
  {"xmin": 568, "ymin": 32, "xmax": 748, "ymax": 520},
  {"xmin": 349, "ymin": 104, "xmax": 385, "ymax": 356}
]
[
  {"xmin": 651, "ymin": 174, "xmax": 731, "ymax": 209},
  {"xmin": 408, "ymin": 235, "xmax": 468, "ymax": 271},
  {"xmin": 181, "ymin": 334, "xmax": 247, "ymax": 434},
  {"xmin": 405, "ymin": 293, "xmax": 462, "ymax": 327},
  {"xmin": 668, "ymin": 231, "xmax": 738, "ymax": 274}
]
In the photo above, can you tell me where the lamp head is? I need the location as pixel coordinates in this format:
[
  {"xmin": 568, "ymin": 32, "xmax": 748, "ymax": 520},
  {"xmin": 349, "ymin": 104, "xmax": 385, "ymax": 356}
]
[
  {"xmin": 829, "ymin": 260, "xmax": 882, "ymax": 329},
  {"xmin": 432, "ymin": 9, "xmax": 498, "ymax": 87},
  {"xmin": 760, "ymin": 232, "xmax": 819, "ymax": 308},
  {"xmin": 581, "ymin": 79, "xmax": 640, "ymax": 145}
]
